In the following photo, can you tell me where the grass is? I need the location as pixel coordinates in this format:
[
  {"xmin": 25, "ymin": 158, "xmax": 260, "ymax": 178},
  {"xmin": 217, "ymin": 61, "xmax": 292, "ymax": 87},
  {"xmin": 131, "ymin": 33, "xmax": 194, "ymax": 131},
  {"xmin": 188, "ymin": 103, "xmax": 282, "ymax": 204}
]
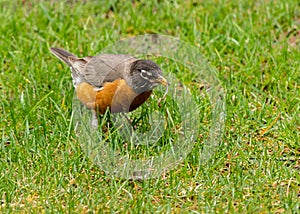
[{"xmin": 1, "ymin": 0, "xmax": 299, "ymax": 213}]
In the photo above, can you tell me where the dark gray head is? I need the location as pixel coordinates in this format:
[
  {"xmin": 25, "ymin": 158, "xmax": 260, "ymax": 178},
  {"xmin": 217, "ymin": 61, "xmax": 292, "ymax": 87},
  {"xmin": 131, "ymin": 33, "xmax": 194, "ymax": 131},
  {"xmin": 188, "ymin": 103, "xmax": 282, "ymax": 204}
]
[{"xmin": 128, "ymin": 60, "xmax": 168, "ymax": 94}]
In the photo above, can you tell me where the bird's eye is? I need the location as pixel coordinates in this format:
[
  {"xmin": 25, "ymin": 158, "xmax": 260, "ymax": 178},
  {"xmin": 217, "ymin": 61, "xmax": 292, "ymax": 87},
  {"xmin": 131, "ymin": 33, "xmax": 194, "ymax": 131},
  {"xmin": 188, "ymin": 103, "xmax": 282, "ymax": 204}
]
[
  {"xmin": 138, "ymin": 69, "xmax": 147, "ymax": 73},
  {"xmin": 141, "ymin": 69, "xmax": 152, "ymax": 75}
]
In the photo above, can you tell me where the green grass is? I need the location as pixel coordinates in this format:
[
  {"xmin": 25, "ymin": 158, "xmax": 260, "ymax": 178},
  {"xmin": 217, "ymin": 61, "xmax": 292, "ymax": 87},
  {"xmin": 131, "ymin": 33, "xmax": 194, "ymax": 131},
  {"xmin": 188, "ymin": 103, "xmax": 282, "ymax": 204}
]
[{"xmin": 1, "ymin": 0, "xmax": 299, "ymax": 213}]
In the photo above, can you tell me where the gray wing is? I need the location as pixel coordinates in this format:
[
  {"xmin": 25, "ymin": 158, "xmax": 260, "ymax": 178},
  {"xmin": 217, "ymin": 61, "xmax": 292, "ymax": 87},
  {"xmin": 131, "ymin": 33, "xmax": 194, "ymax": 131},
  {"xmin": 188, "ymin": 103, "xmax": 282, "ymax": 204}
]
[
  {"xmin": 50, "ymin": 47, "xmax": 137, "ymax": 87},
  {"xmin": 83, "ymin": 54, "xmax": 137, "ymax": 87}
]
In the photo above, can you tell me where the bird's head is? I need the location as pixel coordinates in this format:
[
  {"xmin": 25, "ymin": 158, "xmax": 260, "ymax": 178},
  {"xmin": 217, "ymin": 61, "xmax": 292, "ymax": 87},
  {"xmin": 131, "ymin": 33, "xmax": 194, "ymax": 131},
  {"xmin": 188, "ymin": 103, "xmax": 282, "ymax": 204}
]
[{"xmin": 129, "ymin": 59, "xmax": 168, "ymax": 94}]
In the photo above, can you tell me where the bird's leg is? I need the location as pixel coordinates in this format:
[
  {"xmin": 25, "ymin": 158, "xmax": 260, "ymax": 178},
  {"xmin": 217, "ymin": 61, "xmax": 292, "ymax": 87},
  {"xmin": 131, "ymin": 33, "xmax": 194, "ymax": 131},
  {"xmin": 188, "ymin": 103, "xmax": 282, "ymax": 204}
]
[{"xmin": 91, "ymin": 110, "xmax": 98, "ymax": 128}]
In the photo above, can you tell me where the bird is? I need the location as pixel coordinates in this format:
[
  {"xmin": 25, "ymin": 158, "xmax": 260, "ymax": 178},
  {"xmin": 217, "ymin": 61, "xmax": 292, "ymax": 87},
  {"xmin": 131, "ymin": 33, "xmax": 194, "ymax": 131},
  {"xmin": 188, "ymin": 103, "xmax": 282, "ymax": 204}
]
[{"xmin": 50, "ymin": 47, "xmax": 168, "ymax": 127}]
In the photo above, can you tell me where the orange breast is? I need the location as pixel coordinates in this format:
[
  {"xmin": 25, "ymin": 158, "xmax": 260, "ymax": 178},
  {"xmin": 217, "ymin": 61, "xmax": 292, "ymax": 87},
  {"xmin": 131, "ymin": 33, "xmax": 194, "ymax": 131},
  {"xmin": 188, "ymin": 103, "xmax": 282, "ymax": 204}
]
[{"xmin": 75, "ymin": 79, "xmax": 152, "ymax": 114}]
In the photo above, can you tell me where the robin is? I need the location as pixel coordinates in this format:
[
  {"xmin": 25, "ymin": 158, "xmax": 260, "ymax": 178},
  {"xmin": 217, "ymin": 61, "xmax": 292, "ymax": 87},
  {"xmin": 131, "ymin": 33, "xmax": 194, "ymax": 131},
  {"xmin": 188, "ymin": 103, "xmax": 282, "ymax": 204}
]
[{"xmin": 50, "ymin": 47, "xmax": 168, "ymax": 127}]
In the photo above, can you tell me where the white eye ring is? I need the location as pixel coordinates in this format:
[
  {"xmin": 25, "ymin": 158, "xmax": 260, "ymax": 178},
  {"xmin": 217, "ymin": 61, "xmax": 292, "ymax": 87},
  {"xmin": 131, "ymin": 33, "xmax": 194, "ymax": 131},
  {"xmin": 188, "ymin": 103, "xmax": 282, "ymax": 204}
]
[
  {"xmin": 140, "ymin": 69, "xmax": 153, "ymax": 77},
  {"xmin": 140, "ymin": 70, "xmax": 148, "ymax": 79}
]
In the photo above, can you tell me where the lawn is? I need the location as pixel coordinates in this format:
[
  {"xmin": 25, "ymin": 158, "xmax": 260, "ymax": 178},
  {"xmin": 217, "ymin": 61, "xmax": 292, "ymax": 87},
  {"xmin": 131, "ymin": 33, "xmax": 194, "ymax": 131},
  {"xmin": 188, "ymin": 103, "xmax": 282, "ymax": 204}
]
[{"xmin": 0, "ymin": 0, "xmax": 299, "ymax": 213}]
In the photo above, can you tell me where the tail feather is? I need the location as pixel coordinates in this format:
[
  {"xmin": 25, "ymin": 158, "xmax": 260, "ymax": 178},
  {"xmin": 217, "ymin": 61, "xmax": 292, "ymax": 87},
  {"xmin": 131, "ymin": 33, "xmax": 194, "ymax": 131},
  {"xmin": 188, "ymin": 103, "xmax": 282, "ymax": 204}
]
[{"xmin": 50, "ymin": 47, "xmax": 77, "ymax": 66}]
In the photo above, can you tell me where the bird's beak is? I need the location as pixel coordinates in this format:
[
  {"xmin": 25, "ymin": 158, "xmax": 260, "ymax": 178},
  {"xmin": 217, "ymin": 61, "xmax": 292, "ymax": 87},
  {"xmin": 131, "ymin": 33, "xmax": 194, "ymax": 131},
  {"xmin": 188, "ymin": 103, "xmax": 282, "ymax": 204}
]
[{"xmin": 155, "ymin": 75, "xmax": 169, "ymax": 86}]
